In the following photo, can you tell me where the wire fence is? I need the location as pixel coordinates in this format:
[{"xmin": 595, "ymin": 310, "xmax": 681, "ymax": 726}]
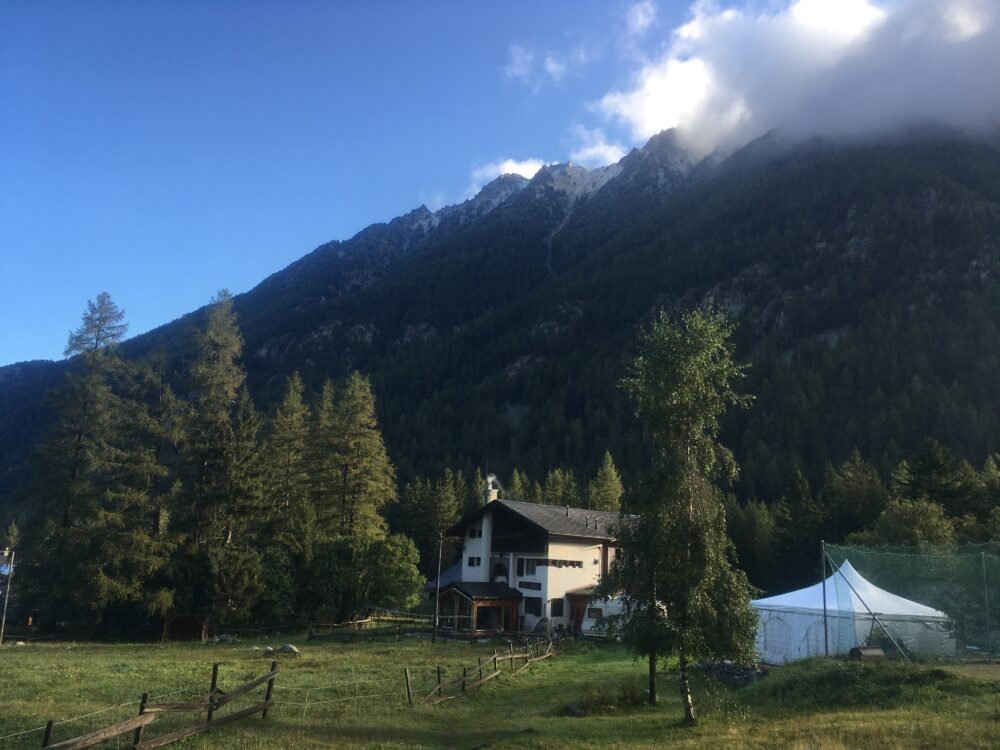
[
  {"xmin": 827, "ymin": 542, "xmax": 999, "ymax": 660},
  {"xmin": 0, "ymin": 635, "xmax": 567, "ymax": 748}
]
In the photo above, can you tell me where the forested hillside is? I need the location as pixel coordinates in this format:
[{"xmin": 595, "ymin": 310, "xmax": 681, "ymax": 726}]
[{"xmin": 3, "ymin": 129, "xmax": 1000, "ymax": 594}]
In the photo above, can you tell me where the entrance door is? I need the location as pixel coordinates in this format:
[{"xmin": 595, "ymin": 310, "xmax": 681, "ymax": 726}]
[{"xmin": 569, "ymin": 598, "xmax": 587, "ymax": 632}]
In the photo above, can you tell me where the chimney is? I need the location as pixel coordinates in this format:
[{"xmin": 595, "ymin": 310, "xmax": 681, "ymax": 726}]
[{"xmin": 483, "ymin": 474, "xmax": 499, "ymax": 505}]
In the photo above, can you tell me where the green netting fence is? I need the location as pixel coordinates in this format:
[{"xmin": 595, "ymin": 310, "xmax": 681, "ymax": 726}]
[{"xmin": 827, "ymin": 542, "xmax": 999, "ymax": 660}]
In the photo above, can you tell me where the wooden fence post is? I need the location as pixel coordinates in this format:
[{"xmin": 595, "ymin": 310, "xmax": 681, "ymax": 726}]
[
  {"xmin": 133, "ymin": 692, "xmax": 149, "ymax": 747},
  {"xmin": 404, "ymin": 668, "xmax": 413, "ymax": 706},
  {"xmin": 41, "ymin": 720, "xmax": 53, "ymax": 748},
  {"xmin": 461, "ymin": 667, "xmax": 467, "ymax": 692},
  {"xmin": 207, "ymin": 662, "xmax": 220, "ymax": 723},
  {"xmin": 436, "ymin": 666, "xmax": 443, "ymax": 696},
  {"xmin": 478, "ymin": 656, "xmax": 483, "ymax": 680},
  {"xmin": 262, "ymin": 661, "xmax": 278, "ymax": 719}
]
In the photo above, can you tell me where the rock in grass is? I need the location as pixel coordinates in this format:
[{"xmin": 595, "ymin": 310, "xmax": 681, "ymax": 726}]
[
  {"xmin": 263, "ymin": 646, "xmax": 275, "ymax": 656},
  {"xmin": 564, "ymin": 701, "xmax": 586, "ymax": 717},
  {"xmin": 278, "ymin": 644, "xmax": 299, "ymax": 656}
]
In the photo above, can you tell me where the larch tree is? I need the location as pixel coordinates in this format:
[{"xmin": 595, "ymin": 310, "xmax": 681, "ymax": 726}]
[
  {"xmin": 587, "ymin": 452, "xmax": 624, "ymax": 511},
  {"xmin": 610, "ymin": 309, "xmax": 758, "ymax": 723},
  {"xmin": 28, "ymin": 294, "xmax": 176, "ymax": 622},
  {"xmin": 63, "ymin": 291, "xmax": 128, "ymax": 356},
  {"xmin": 309, "ymin": 379, "xmax": 340, "ymax": 540},
  {"xmin": 506, "ymin": 468, "xmax": 529, "ymax": 501},
  {"xmin": 175, "ymin": 290, "xmax": 254, "ymax": 617},
  {"xmin": 311, "ymin": 371, "xmax": 397, "ymax": 618},
  {"xmin": 330, "ymin": 372, "xmax": 395, "ymax": 543},
  {"xmin": 263, "ymin": 373, "xmax": 315, "ymax": 565},
  {"xmin": 542, "ymin": 468, "xmax": 580, "ymax": 507}
]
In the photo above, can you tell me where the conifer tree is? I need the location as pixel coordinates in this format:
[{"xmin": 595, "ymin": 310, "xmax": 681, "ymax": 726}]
[
  {"xmin": 175, "ymin": 290, "xmax": 255, "ymax": 616},
  {"xmin": 395, "ymin": 474, "xmax": 460, "ymax": 577},
  {"xmin": 309, "ymin": 379, "xmax": 340, "ymax": 539},
  {"xmin": 309, "ymin": 372, "xmax": 398, "ymax": 618},
  {"xmin": 608, "ymin": 309, "xmax": 757, "ymax": 723},
  {"xmin": 263, "ymin": 373, "xmax": 315, "ymax": 563},
  {"xmin": 542, "ymin": 468, "xmax": 580, "ymax": 507},
  {"xmin": 507, "ymin": 468, "xmax": 529, "ymax": 501},
  {"xmin": 466, "ymin": 468, "xmax": 486, "ymax": 514},
  {"xmin": 528, "ymin": 480, "xmax": 544, "ymax": 505},
  {"xmin": 773, "ymin": 466, "xmax": 825, "ymax": 587},
  {"xmin": 2, "ymin": 521, "xmax": 19, "ymax": 551},
  {"xmin": 28, "ymin": 294, "xmax": 175, "ymax": 622},
  {"xmin": 444, "ymin": 468, "xmax": 473, "ymax": 518},
  {"xmin": 822, "ymin": 449, "xmax": 889, "ymax": 539},
  {"xmin": 587, "ymin": 452, "xmax": 624, "ymax": 511},
  {"xmin": 330, "ymin": 372, "xmax": 395, "ymax": 543}
]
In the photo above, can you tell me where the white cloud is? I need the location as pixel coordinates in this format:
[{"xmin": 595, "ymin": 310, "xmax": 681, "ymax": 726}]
[
  {"xmin": 569, "ymin": 126, "xmax": 628, "ymax": 167},
  {"xmin": 508, "ymin": 42, "xmax": 595, "ymax": 86},
  {"xmin": 504, "ymin": 44, "xmax": 535, "ymax": 79},
  {"xmin": 544, "ymin": 53, "xmax": 568, "ymax": 81},
  {"xmin": 790, "ymin": 0, "xmax": 885, "ymax": 39},
  {"xmin": 627, "ymin": 1, "xmax": 657, "ymax": 36},
  {"xmin": 466, "ymin": 157, "xmax": 552, "ymax": 197},
  {"xmin": 595, "ymin": 0, "xmax": 1000, "ymax": 156},
  {"xmin": 942, "ymin": 0, "xmax": 990, "ymax": 40}
]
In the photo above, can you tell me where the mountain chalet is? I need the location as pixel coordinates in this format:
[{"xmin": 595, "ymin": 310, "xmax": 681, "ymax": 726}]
[{"xmin": 432, "ymin": 478, "xmax": 622, "ymax": 635}]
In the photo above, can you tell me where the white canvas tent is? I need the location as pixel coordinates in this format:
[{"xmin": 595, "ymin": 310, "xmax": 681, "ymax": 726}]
[{"xmin": 752, "ymin": 560, "xmax": 955, "ymax": 664}]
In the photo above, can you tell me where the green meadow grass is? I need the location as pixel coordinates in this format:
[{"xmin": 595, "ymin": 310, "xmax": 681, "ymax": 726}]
[{"xmin": 1, "ymin": 636, "xmax": 997, "ymax": 749}]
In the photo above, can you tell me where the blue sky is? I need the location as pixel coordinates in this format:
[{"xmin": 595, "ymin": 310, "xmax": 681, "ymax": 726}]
[
  {"xmin": 2, "ymin": 0, "xmax": 996, "ymax": 365},
  {"xmin": 1, "ymin": 0, "xmax": 692, "ymax": 364}
]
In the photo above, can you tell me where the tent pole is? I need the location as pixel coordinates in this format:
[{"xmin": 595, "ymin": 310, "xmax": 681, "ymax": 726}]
[
  {"xmin": 821, "ymin": 540, "xmax": 828, "ymax": 657},
  {"xmin": 825, "ymin": 553, "xmax": 910, "ymax": 663}
]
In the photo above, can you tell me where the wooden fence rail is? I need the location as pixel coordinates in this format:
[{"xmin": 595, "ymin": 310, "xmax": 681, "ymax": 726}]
[
  {"xmin": 40, "ymin": 662, "xmax": 279, "ymax": 750},
  {"xmin": 417, "ymin": 636, "xmax": 562, "ymax": 706}
]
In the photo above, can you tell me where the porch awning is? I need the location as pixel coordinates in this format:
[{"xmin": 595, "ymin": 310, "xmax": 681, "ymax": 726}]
[{"xmin": 440, "ymin": 582, "xmax": 523, "ymax": 601}]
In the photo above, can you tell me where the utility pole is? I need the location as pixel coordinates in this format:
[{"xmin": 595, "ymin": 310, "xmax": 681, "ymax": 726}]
[
  {"xmin": 0, "ymin": 548, "xmax": 14, "ymax": 647},
  {"xmin": 432, "ymin": 533, "xmax": 443, "ymax": 644}
]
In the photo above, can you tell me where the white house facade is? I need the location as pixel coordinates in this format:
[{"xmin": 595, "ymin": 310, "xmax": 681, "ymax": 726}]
[{"xmin": 432, "ymin": 482, "xmax": 623, "ymax": 634}]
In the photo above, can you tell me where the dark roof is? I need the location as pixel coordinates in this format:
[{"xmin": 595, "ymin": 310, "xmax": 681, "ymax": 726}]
[
  {"xmin": 447, "ymin": 498, "xmax": 629, "ymax": 541},
  {"xmin": 424, "ymin": 560, "xmax": 463, "ymax": 592},
  {"xmin": 440, "ymin": 581, "xmax": 523, "ymax": 600}
]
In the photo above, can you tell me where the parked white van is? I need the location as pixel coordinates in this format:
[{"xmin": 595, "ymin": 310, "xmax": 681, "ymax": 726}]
[{"xmin": 580, "ymin": 595, "xmax": 624, "ymax": 639}]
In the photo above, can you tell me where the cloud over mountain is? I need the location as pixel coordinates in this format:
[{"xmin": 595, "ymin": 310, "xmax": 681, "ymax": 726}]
[{"xmin": 597, "ymin": 0, "xmax": 1000, "ymax": 156}]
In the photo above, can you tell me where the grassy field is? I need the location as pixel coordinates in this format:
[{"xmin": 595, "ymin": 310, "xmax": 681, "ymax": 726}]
[{"xmin": 1, "ymin": 635, "xmax": 998, "ymax": 749}]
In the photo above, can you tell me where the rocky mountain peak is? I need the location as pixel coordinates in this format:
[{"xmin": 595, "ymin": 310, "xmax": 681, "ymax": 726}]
[{"xmin": 435, "ymin": 173, "xmax": 529, "ymax": 225}]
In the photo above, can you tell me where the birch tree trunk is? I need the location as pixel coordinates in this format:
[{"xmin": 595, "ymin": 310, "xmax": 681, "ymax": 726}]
[{"xmin": 678, "ymin": 649, "xmax": 696, "ymax": 725}]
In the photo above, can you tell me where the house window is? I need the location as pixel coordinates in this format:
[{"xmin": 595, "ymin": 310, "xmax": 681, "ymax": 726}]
[
  {"xmin": 587, "ymin": 607, "xmax": 603, "ymax": 619},
  {"xmin": 467, "ymin": 527, "xmax": 482, "ymax": 538},
  {"xmin": 550, "ymin": 598, "xmax": 565, "ymax": 617},
  {"xmin": 518, "ymin": 581, "xmax": 541, "ymax": 590},
  {"xmin": 525, "ymin": 559, "xmax": 537, "ymax": 576},
  {"xmin": 524, "ymin": 597, "xmax": 542, "ymax": 616},
  {"xmin": 468, "ymin": 557, "xmax": 481, "ymax": 567},
  {"xmin": 516, "ymin": 558, "xmax": 523, "ymax": 576}
]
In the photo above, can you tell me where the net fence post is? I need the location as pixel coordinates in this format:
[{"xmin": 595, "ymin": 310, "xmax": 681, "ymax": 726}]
[
  {"xmin": 821, "ymin": 539, "xmax": 828, "ymax": 657},
  {"xmin": 983, "ymin": 551, "xmax": 992, "ymax": 662}
]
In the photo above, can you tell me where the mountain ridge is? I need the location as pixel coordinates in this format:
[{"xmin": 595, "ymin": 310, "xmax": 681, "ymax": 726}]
[{"xmin": 4, "ymin": 127, "xmax": 1000, "ymax": 511}]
